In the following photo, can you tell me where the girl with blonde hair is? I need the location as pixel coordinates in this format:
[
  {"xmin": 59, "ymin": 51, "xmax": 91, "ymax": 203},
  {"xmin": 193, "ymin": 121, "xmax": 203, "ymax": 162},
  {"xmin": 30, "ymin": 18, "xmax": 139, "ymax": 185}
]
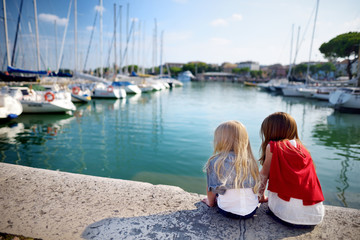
[
  {"xmin": 202, "ymin": 120, "xmax": 261, "ymax": 219},
  {"xmin": 259, "ymin": 112, "xmax": 325, "ymax": 226}
]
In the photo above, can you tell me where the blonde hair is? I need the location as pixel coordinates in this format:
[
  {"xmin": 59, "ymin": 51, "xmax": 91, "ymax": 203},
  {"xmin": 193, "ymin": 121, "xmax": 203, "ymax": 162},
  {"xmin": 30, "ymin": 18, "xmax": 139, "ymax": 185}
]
[
  {"xmin": 259, "ymin": 112, "xmax": 302, "ymax": 165},
  {"xmin": 205, "ymin": 120, "xmax": 260, "ymax": 193}
]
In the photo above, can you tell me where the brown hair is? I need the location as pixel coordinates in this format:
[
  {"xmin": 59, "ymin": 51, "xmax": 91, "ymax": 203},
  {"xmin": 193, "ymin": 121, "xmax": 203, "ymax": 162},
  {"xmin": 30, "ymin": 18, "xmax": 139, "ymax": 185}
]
[{"xmin": 259, "ymin": 112, "xmax": 300, "ymax": 165}]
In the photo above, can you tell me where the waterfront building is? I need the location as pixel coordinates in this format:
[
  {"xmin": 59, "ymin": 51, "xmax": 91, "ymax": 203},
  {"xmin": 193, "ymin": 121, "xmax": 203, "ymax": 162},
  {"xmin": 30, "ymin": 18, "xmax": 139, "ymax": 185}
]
[
  {"xmin": 237, "ymin": 61, "xmax": 260, "ymax": 71},
  {"xmin": 196, "ymin": 72, "xmax": 240, "ymax": 82},
  {"xmin": 221, "ymin": 62, "xmax": 238, "ymax": 73},
  {"xmin": 164, "ymin": 62, "xmax": 185, "ymax": 69}
]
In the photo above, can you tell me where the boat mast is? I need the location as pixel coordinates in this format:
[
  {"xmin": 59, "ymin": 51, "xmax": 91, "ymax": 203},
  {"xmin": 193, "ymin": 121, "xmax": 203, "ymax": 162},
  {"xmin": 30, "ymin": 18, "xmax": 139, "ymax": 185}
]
[
  {"xmin": 152, "ymin": 18, "xmax": 157, "ymax": 74},
  {"xmin": 357, "ymin": 43, "xmax": 360, "ymax": 87},
  {"xmin": 74, "ymin": 0, "xmax": 77, "ymax": 73},
  {"xmin": 54, "ymin": 20, "xmax": 58, "ymax": 71},
  {"xmin": 306, "ymin": 0, "xmax": 319, "ymax": 79},
  {"xmin": 33, "ymin": 0, "xmax": 41, "ymax": 71},
  {"xmin": 160, "ymin": 30, "xmax": 163, "ymax": 77},
  {"xmin": 137, "ymin": 21, "xmax": 141, "ymax": 74},
  {"xmin": 131, "ymin": 18, "xmax": 135, "ymax": 73},
  {"xmin": 287, "ymin": 24, "xmax": 294, "ymax": 78},
  {"xmin": 100, "ymin": 0, "xmax": 103, "ymax": 78},
  {"xmin": 119, "ymin": 5, "xmax": 122, "ymax": 75},
  {"xmin": 125, "ymin": 3, "xmax": 129, "ymax": 74},
  {"xmin": 2, "ymin": 0, "xmax": 10, "ymax": 67},
  {"xmin": 56, "ymin": 0, "xmax": 72, "ymax": 73},
  {"xmin": 292, "ymin": 26, "xmax": 301, "ymax": 72},
  {"xmin": 113, "ymin": 3, "xmax": 117, "ymax": 76},
  {"xmin": 142, "ymin": 21, "xmax": 146, "ymax": 74}
]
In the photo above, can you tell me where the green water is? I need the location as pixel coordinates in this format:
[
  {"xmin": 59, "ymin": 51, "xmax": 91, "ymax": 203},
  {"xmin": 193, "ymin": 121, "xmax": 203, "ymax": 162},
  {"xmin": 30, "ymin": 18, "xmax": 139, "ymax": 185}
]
[{"xmin": 0, "ymin": 82, "xmax": 359, "ymax": 209}]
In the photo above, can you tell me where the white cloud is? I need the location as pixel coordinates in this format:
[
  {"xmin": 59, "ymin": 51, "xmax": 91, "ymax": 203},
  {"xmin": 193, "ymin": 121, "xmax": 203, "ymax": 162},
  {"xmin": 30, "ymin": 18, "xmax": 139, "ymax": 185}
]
[
  {"xmin": 94, "ymin": 5, "xmax": 105, "ymax": 13},
  {"xmin": 38, "ymin": 13, "xmax": 68, "ymax": 26},
  {"xmin": 86, "ymin": 26, "xmax": 95, "ymax": 31},
  {"xmin": 211, "ymin": 13, "xmax": 243, "ymax": 27},
  {"xmin": 344, "ymin": 17, "xmax": 360, "ymax": 31},
  {"xmin": 231, "ymin": 14, "xmax": 243, "ymax": 21},
  {"xmin": 211, "ymin": 18, "xmax": 228, "ymax": 27},
  {"xmin": 210, "ymin": 37, "xmax": 230, "ymax": 45}
]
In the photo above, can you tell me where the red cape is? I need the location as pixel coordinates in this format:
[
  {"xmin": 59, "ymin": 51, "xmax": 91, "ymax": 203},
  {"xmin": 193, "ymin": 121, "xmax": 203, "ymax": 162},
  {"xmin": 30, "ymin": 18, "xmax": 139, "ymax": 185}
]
[{"xmin": 268, "ymin": 140, "xmax": 324, "ymax": 205}]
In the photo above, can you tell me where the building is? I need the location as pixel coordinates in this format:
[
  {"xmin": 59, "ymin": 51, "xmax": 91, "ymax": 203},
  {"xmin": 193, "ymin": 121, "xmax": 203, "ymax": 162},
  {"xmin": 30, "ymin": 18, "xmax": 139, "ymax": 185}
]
[
  {"xmin": 164, "ymin": 62, "xmax": 185, "ymax": 69},
  {"xmin": 265, "ymin": 64, "xmax": 287, "ymax": 78},
  {"xmin": 196, "ymin": 72, "xmax": 240, "ymax": 82},
  {"xmin": 335, "ymin": 59, "xmax": 358, "ymax": 77},
  {"xmin": 221, "ymin": 62, "xmax": 237, "ymax": 73},
  {"xmin": 237, "ymin": 61, "xmax": 260, "ymax": 71}
]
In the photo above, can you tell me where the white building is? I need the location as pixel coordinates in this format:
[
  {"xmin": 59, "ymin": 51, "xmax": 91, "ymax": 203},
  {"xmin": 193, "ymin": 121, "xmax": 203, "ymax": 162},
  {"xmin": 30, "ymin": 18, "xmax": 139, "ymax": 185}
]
[{"xmin": 237, "ymin": 61, "xmax": 260, "ymax": 71}]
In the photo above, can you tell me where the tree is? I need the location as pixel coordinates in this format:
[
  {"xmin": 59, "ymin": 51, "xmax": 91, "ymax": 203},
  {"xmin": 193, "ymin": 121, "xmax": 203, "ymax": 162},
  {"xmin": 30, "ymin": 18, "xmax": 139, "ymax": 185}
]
[
  {"xmin": 319, "ymin": 32, "xmax": 360, "ymax": 79},
  {"xmin": 232, "ymin": 67, "xmax": 249, "ymax": 75},
  {"xmin": 293, "ymin": 63, "xmax": 307, "ymax": 77},
  {"xmin": 250, "ymin": 70, "xmax": 263, "ymax": 79}
]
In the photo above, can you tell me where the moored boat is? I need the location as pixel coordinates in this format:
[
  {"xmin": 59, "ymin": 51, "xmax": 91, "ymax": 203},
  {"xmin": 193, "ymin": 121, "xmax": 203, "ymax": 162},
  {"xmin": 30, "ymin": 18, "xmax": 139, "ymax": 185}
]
[
  {"xmin": 92, "ymin": 83, "xmax": 126, "ymax": 99},
  {"xmin": 9, "ymin": 87, "xmax": 76, "ymax": 113},
  {"xmin": 329, "ymin": 87, "xmax": 360, "ymax": 111},
  {"xmin": 70, "ymin": 86, "xmax": 92, "ymax": 103},
  {"xmin": 0, "ymin": 93, "xmax": 23, "ymax": 121}
]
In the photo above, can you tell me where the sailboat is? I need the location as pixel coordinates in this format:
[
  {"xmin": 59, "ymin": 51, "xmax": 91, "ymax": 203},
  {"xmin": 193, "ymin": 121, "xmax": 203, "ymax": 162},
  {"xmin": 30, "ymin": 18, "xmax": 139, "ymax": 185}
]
[
  {"xmin": 0, "ymin": 91, "xmax": 23, "ymax": 121},
  {"xmin": 329, "ymin": 87, "xmax": 360, "ymax": 111},
  {"xmin": 282, "ymin": 0, "xmax": 320, "ymax": 97}
]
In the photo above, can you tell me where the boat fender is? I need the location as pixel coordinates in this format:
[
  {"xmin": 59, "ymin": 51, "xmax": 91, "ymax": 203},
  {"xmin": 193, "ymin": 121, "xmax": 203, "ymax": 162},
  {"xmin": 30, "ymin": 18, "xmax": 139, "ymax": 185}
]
[
  {"xmin": 72, "ymin": 86, "xmax": 80, "ymax": 95},
  {"xmin": 107, "ymin": 86, "xmax": 114, "ymax": 93},
  {"xmin": 45, "ymin": 92, "xmax": 55, "ymax": 102}
]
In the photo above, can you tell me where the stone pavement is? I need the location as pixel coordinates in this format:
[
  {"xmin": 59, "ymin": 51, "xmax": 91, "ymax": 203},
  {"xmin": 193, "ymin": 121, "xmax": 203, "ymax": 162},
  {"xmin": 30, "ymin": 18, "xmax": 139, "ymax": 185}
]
[{"xmin": 0, "ymin": 163, "xmax": 359, "ymax": 240}]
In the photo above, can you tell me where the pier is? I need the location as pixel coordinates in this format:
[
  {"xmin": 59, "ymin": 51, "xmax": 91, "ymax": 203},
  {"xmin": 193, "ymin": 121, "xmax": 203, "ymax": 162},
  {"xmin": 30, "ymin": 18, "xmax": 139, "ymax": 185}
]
[{"xmin": 0, "ymin": 162, "xmax": 359, "ymax": 239}]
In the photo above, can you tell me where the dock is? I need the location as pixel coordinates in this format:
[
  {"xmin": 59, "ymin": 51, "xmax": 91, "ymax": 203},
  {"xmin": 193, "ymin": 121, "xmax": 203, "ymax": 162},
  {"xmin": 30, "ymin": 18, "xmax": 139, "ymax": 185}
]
[{"xmin": 0, "ymin": 162, "xmax": 359, "ymax": 239}]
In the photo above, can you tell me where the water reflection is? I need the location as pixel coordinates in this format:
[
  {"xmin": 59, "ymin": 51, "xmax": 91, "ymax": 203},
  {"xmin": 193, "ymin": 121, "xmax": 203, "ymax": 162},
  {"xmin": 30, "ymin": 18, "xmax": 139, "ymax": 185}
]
[
  {"xmin": 314, "ymin": 112, "xmax": 360, "ymax": 153},
  {"xmin": 312, "ymin": 112, "xmax": 360, "ymax": 207},
  {"xmin": 16, "ymin": 114, "xmax": 75, "ymax": 140}
]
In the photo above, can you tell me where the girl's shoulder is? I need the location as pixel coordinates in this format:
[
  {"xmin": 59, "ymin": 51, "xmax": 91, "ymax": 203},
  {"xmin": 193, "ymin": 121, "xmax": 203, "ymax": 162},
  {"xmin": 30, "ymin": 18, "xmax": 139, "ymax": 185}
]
[{"xmin": 209, "ymin": 152, "xmax": 235, "ymax": 164}]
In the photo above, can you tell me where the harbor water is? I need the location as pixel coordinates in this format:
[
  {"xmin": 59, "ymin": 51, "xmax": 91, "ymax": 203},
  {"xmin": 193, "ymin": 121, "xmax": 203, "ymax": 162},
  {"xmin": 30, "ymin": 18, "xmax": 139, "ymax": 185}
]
[{"xmin": 0, "ymin": 81, "xmax": 359, "ymax": 209}]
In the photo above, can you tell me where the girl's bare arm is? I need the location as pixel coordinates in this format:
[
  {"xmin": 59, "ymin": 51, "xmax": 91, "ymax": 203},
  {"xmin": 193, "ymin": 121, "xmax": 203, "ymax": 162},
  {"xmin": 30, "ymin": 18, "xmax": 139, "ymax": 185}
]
[
  {"xmin": 202, "ymin": 186, "xmax": 217, "ymax": 207},
  {"xmin": 259, "ymin": 145, "xmax": 272, "ymax": 202}
]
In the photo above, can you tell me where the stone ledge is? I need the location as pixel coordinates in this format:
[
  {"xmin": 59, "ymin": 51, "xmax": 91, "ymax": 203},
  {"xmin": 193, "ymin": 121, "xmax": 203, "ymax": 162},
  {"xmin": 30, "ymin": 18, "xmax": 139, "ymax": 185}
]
[{"xmin": 0, "ymin": 163, "xmax": 359, "ymax": 240}]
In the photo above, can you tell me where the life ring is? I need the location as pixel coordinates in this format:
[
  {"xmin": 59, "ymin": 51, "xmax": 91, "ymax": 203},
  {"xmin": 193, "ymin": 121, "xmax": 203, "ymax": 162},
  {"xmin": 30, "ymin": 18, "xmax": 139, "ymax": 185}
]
[
  {"xmin": 72, "ymin": 86, "xmax": 80, "ymax": 95},
  {"xmin": 44, "ymin": 92, "xmax": 55, "ymax": 102},
  {"xmin": 107, "ymin": 85, "xmax": 114, "ymax": 93}
]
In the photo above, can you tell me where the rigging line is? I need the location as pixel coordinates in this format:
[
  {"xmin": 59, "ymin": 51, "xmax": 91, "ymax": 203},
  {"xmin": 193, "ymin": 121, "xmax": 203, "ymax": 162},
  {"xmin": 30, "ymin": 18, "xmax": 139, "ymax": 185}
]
[
  {"xmin": 276, "ymin": 25, "xmax": 292, "ymax": 64},
  {"xmin": 83, "ymin": 9, "xmax": 98, "ymax": 71},
  {"xmin": 121, "ymin": 20, "xmax": 134, "ymax": 70},
  {"xmin": 56, "ymin": 0, "xmax": 73, "ymax": 73},
  {"xmin": 11, "ymin": 0, "xmax": 24, "ymax": 66},
  {"xmin": 292, "ymin": 2, "xmax": 316, "ymax": 65}
]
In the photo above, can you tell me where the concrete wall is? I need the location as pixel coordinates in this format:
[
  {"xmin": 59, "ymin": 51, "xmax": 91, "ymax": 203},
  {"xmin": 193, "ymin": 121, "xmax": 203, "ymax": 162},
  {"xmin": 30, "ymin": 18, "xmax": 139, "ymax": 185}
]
[{"xmin": 0, "ymin": 163, "xmax": 359, "ymax": 240}]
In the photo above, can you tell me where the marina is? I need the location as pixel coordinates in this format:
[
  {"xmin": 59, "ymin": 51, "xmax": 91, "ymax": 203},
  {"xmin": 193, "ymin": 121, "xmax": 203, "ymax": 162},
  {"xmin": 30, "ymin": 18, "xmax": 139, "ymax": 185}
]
[{"xmin": 0, "ymin": 81, "xmax": 359, "ymax": 210}]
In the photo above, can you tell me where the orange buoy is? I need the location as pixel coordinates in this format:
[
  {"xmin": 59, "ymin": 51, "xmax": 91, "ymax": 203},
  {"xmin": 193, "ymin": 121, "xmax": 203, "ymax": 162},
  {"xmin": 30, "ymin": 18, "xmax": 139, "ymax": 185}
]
[
  {"xmin": 44, "ymin": 92, "xmax": 55, "ymax": 102},
  {"xmin": 107, "ymin": 85, "xmax": 114, "ymax": 92},
  {"xmin": 72, "ymin": 86, "xmax": 81, "ymax": 95}
]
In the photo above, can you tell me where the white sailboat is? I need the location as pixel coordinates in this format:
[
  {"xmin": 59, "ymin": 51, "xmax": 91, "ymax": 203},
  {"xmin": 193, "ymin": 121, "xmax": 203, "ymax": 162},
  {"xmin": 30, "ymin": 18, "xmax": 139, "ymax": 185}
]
[
  {"xmin": 329, "ymin": 87, "xmax": 360, "ymax": 111},
  {"xmin": 0, "ymin": 92, "xmax": 23, "ymax": 120},
  {"xmin": 8, "ymin": 87, "xmax": 76, "ymax": 113},
  {"xmin": 70, "ymin": 85, "xmax": 92, "ymax": 103},
  {"xmin": 92, "ymin": 83, "xmax": 126, "ymax": 99}
]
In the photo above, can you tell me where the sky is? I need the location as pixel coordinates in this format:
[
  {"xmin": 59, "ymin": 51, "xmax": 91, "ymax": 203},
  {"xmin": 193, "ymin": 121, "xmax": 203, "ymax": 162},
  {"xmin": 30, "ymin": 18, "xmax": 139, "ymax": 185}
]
[{"xmin": 1, "ymin": 0, "xmax": 360, "ymax": 72}]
